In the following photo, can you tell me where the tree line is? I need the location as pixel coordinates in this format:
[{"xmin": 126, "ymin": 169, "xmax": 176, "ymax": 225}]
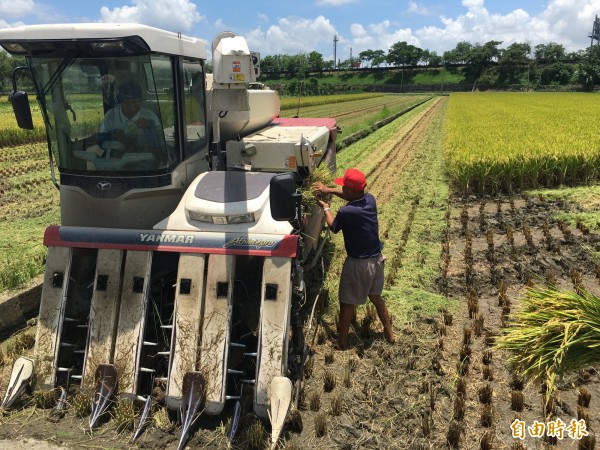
[
  {"xmin": 4, "ymin": 39, "xmax": 600, "ymax": 91},
  {"xmin": 260, "ymin": 40, "xmax": 600, "ymax": 90}
]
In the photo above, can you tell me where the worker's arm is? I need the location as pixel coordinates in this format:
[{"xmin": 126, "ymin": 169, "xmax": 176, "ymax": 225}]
[{"xmin": 318, "ymin": 200, "xmax": 334, "ymax": 228}]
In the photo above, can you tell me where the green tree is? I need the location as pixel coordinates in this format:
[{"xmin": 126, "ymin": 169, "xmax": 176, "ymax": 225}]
[
  {"xmin": 323, "ymin": 60, "xmax": 335, "ymax": 71},
  {"xmin": 387, "ymin": 41, "xmax": 423, "ymax": 67},
  {"xmin": 0, "ymin": 50, "xmax": 26, "ymax": 90},
  {"xmin": 307, "ymin": 51, "xmax": 324, "ymax": 72},
  {"xmin": 358, "ymin": 49, "xmax": 376, "ymax": 67},
  {"xmin": 463, "ymin": 40, "xmax": 502, "ymax": 86},
  {"xmin": 421, "ymin": 50, "xmax": 442, "ymax": 66},
  {"xmin": 358, "ymin": 49, "xmax": 386, "ymax": 68},
  {"xmin": 539, "ymin": 62, "xmax": 575, "ymax": 84},
  {"xmin": 371, "ymin": 50, "xmax": 386, "ymax": 67},
  {"xmin": 534, "ymin": 42, "xmax": 565, "ymax": 64},
  {"xmin": 443, "ymin": 41, "xmax": 473, "ymax": 65},
  {"xmin": 498, "ymin": 42, "xmax": 531, "ymax": 84}
]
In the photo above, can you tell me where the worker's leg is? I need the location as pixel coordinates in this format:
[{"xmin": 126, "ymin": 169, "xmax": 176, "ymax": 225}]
[
  {"xmin": 368, "ymin": 294, "xmax": 395, "ymax": 344},
  {"xmin": 337, "ymin": 302, "xmax": 355, "ymax": 350}
]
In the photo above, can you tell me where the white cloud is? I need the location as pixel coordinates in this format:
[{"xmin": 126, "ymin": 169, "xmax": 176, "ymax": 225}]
[
  {"xmin": 0, "ymin": 0, "xmax": 34, "ymax": 17},
  {"xmin": 257, "ymin": 13, "xmax": 269, "ymax": 22},
  {"xmin": 346, "ymin": 20, "xmax": 418, "ymax": 56},
  {"xmin": 245, "ymin": 15, "xmax": 337, "ymax": 56},
  {"xmin": 400, "ymin": 0, "xmax": 600, "ymax": 54},
  {"xmin": 100, "ymin": 0, "xmax": 204, "ymax": 33},
  {"xmin": 407, "ymin": 1, "xmax": 431, "ymax": 16}
]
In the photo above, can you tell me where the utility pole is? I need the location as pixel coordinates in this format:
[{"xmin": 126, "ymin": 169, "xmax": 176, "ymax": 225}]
[
  {"xmin": 333, "ymin": 34, "xmax": 339, "ymax": 70},
  {"xmin": 589, "ymin": 15, "xmax": 600, "ymax": 57}
]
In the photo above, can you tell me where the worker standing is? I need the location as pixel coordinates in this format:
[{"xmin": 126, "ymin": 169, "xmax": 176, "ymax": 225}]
[{"xmin": 314, "ymin": 168, "xmax": 395, "ymax": 350}]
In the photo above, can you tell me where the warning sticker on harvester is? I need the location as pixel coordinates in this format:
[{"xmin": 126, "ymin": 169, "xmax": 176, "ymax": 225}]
[
  {"xmin": 229, "ymin": 73, "xmax": 245, "ymax": 81},
  {"xmin": 232, "ymin": 61, "xmax": 241, "ymax": 72},
  {"xmin": 286, "ymin": 156, "xmax": 297, "ymax": 169}
]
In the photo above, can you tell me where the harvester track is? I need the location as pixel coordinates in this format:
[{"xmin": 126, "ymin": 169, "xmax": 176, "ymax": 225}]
[
  {"xmin": 368, "ymin": 97, "xmax": 445, "ymax": 287},
  {"xmin": 366, "ymin": 96, "xmax": 443, "ymax": 191}
]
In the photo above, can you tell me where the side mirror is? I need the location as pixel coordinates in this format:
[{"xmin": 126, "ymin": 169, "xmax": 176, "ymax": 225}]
[
  {"xmin": 9, "ymin": 90, "xmax": 34, "ymax": 130},
  {"xmin": 270, "ymin": 172, "xmax": 301, "ymax": 221}
]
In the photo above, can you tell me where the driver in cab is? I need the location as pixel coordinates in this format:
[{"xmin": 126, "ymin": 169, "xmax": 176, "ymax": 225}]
[{"xmin": 99, "ymin": 81, "xmax": 161, "ymax": 155}]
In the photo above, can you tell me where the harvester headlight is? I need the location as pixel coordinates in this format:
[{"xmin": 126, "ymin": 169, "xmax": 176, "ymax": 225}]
[
  {"xmin": 226, "ymin": 213, "xmax": 255, "ymax": 224},
  {"xmin": 189, "ymin": 212, "xmax": 214, "ymax": 223},
  {"xmin": 189, "ymin": 211, "xmax": 255, "ymax": 224}
]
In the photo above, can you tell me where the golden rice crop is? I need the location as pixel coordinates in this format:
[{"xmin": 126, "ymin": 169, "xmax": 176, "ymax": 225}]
[
  {"xmin": 445, "ymin": 92, "xmax": 600, "ymax": 194},
  {"xmin": 495, "ymin": 285, "xmax": 600, "ymax": 390}
]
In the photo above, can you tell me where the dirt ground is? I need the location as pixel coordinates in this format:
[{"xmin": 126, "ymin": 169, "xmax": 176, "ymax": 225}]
[
  {"xmin": 3, "ymin": 190, "xmax": 599, "ymax": 449},
  {"xmin": 0, "ymin": 100, "xmax": 599, "ymax": 449}
]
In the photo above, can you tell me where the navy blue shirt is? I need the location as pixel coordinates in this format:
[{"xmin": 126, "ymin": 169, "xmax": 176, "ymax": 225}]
[{"xmin": 331, "ymin": 193, "xmax": 383, "ymax": 259}]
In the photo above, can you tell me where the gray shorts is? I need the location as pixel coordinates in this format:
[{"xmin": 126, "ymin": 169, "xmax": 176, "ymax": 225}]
[{"xmin": 339, "ymin": 254, "xmax": 385, "ymax": 305}]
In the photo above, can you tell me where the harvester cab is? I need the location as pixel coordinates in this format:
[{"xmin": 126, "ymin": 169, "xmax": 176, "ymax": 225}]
[{"xmin": 0, "ymin": 23, "xmax": 336, "ymax": 446}]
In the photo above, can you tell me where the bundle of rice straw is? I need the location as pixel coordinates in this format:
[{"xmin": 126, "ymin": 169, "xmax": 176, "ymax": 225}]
[
  {"xmin": 495, "ymin": 285, "xmax": 600, "ymax": 389},
  {"xmin": 301, "ymin": 164, "xmax": 335, "ymax": 208}
]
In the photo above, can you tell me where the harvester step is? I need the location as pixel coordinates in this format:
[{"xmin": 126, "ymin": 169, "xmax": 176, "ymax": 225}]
[
  {"xmin": 70, "ymin": 375, "xmax": 83, "ymax": 380},
  {"xmin": 227, "ymin": 369, "xmax": 244, "ymax": 375},
  {"xmin": 230, "ymin": 342, "xmax": 246, "ymax": 348},
  {"xmin": 225, "ymin": 395, "xmax": 241, "ymax": 401},
  {"xmin": 139, "ymin": 367, "xmax": 155, "ymax": 373},
  {"xmin": 143, "ymin": 341, "xmax": 158, "ymax": 346},
  {"xmin": 160, "ymin": 325, "xmax": 173, "ymax": 329},
  {"xmin": 241, "ymin": 379, "xmax": 256, "ymax": 385},
  {"xmin": 243, "ymin": 352, "xmax": 258, "ymax": 357},
  {"xmin": 157, "ymin": 351, "xmax": 171, "ymax": 356}
]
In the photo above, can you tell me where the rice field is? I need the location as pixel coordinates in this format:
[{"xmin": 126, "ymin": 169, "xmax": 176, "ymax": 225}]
[{"xmin": 445, "ymin": 92, "xmax": 600, "ymax": 194}]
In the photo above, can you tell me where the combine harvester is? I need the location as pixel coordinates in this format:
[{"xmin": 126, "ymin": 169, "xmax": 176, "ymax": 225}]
[{"xmin": 0, "ymin": 23, "xmax": 336, "ymax": 448}]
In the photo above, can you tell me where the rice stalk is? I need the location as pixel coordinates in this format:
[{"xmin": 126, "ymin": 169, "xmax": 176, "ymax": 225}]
[
  {"xmin": 301, "ymin": 164, "xmax": 335, "ymax": 208},
  {"xmin": 496, "ymin": 285, "xmax": 600, "ymax": 390}
]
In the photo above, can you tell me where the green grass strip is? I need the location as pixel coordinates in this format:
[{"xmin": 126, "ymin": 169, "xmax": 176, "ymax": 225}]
[{"xmin": 323, "ymin": 99, "xmax": 456, "ymax": 325}]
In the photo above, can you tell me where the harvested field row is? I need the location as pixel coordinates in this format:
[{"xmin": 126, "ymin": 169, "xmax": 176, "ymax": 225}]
[{"xmin": 432, "ymin": 193, "xmax": 600, "ymax": 449}]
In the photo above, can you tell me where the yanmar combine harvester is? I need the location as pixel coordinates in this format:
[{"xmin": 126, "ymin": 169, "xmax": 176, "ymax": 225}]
[{"xmin": 0, "ymin": 23, "xmax": 336, "ymax": 448}]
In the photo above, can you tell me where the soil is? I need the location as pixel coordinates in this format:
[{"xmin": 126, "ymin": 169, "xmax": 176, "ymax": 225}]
[{"xmin": 1, "ymin": 100, "xmax": 599, "ymax": 450}]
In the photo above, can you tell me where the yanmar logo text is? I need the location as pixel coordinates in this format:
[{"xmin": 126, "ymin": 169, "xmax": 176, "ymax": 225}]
[
  {"xmin": 140, "ymin": 233, "xmax": 194, "ymax": 244},
  {"xmin": 224, "ymin": 236, "xmax": 276, "ymax": 249}
]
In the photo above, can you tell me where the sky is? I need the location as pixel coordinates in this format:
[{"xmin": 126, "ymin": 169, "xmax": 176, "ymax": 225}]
[{"xmin": 1, "ymin": 0, "xmax": 600, "ymax": 61}]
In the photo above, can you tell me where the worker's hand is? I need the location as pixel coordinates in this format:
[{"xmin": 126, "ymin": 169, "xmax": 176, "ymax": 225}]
[
  {"xmin": 319, "ymin": 200, "xmax": 329, "ymax": 209},
  {"xmin": 313, "ymin": 182, "xmax": 329, "ymax": 194}
]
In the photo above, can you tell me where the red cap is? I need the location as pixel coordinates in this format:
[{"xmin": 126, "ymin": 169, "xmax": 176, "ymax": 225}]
[{"xmin": 334, "ymin": 168, "xmax": 367, "ymax": 191}]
